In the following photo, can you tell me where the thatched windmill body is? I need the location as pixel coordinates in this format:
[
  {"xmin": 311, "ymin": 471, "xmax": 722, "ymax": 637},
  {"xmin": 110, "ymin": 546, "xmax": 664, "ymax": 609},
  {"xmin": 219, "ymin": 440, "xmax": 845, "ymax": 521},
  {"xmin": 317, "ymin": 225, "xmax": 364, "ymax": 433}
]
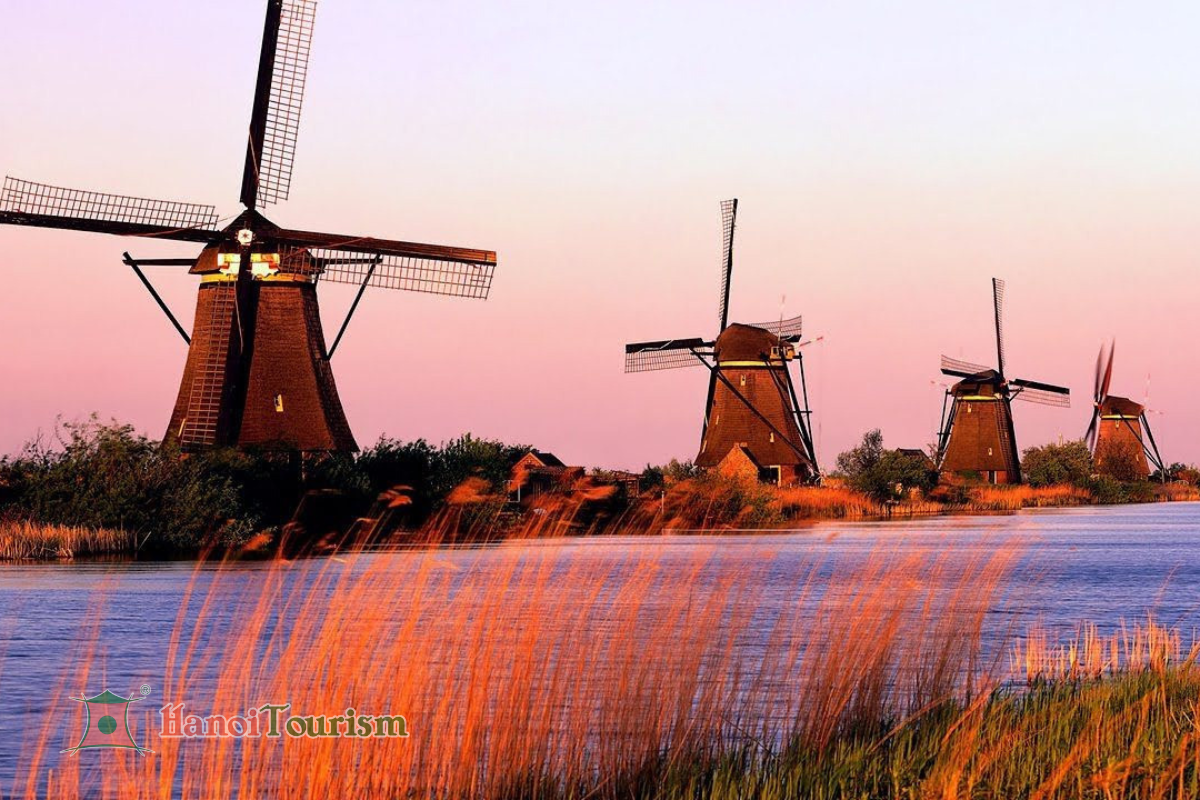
[
  {"xmin": 936, "ymin": 279, "xmax": 1070, "ymax": 484},
  {"xmin": 625, "ymin": 200, "xmax": 818, "ymax": 485},
  {"xmin": 1086, "ymin": 342, "xmax": 1164, "ymax": 479},
  {"xmin": 0, "ymin": 1, "xmax": 496, "ymax": 452}
]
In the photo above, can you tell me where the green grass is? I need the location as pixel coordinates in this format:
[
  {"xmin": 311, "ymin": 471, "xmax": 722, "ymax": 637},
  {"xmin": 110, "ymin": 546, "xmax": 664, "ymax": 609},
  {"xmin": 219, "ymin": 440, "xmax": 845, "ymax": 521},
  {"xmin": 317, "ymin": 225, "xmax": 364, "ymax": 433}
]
[{"xmin": 574, "ymin": 668, "xmax": 1200, "ymax": 799}]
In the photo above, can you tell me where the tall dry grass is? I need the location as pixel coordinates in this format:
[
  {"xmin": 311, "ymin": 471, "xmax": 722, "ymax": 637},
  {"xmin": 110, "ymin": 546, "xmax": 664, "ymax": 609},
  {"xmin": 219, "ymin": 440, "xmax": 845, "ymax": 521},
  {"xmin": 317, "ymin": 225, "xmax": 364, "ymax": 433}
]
[
  {"xmin": 0, "ymin": 519, "xmax": 133, "ymax": 561},
  {"xmin": 963, "ymin": 483, "xmax": 1092, "ymax": 511},
  {"xmin": 17, "ymin": 543, "xmax": 1016, "ymax": 798}
]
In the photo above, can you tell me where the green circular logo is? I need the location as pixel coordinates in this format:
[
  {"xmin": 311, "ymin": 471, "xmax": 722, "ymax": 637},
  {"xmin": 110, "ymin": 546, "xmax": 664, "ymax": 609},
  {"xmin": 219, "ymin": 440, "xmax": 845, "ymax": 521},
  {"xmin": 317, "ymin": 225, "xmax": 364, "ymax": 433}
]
[{"xmin": 97, "ymin": 715, "xmax": 117, "ymax": 735}]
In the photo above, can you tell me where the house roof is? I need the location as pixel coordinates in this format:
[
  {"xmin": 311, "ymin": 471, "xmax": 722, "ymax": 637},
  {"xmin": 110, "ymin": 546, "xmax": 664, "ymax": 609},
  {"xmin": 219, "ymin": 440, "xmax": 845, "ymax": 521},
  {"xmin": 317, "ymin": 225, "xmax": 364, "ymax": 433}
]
[{"xmin": 513, "ymin": 450, "xmax": 566, "ymax": 469}]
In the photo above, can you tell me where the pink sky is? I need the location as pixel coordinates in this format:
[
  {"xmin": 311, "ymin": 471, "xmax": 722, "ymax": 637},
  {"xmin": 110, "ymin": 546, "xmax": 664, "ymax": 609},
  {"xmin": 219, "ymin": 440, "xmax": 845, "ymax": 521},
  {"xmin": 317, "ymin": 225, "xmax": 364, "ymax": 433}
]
[{"xmin": 1, "ymin": 1, "xmax": 1197, "ymax": 470}]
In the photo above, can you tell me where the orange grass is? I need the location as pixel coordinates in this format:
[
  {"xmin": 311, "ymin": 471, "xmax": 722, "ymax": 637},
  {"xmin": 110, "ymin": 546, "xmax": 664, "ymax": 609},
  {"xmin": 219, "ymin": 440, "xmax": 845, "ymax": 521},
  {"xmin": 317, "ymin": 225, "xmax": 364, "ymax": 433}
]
[
  {"xmin": 1013, "ymin": 618, "xmax": 1192, "ymax": 683},
  {"xmin": 964, "ymin": 484, "xmax": 1092, "ymax": 511},
  {"xmin": 17, "ymin": 543, "xmax": 1017, "ymax": 798},
  {"xmin": 0, "ymin": 520, "xmax": 133, "ymax": 561}
]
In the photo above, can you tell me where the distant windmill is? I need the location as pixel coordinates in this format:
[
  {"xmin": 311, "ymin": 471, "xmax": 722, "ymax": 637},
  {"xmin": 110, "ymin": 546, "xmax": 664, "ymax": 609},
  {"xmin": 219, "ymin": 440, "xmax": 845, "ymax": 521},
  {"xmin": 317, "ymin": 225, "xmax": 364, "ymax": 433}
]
[
  {"xmin": 624, "ymin": 200, "xmax": 818, "ymax": 485},
  {"xmin": 1085, "ymin": 342, "xmax": 1164, "ymax": 479},
  {"xmin": 936, "ymin": 278, "xmax": 1070, "ymax": 484},
  {"xmin": 0, "ymin": 0, "xmax": 496, "ymax": 452}
]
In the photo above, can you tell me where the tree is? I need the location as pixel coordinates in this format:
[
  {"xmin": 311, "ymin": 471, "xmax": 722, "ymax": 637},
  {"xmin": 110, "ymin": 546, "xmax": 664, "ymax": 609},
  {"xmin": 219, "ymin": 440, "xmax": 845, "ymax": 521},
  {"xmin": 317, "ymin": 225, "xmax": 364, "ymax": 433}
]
[
  {"xmin": 1021, "ymin": 440, "xmax": 1092, "ymax": 487},
  {"xmin": 836, "ymin": 429, "xmax": 884, "ymax": 480},
  {"xmin": 1095, "ymin": 438, "xmax": 1146, "ymax": 483},
  {"xmin": 835, "ymin": 430, "xmax": 936, "ymax": 502}
]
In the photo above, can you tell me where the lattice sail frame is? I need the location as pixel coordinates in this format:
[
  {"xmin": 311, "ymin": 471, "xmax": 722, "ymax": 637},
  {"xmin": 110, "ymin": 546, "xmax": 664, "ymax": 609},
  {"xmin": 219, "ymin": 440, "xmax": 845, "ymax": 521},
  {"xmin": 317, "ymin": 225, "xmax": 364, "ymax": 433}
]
[
  {"xmin": 258, "ymin": 0, "xmax": 317, "ymax": 206},
  {"xmin": 941, "ymin": 354, "xmax": 992, "ymax": 377},
  {"xmin": 717, "ymin": 199, "xmax": 737, "ymax": 331},
  {"xmin": 0, "ymin": 177, "xmax": 219, "ymax": 230},
  {"xmin": 745, "ymin": 313, "xmax": 802, "ymax": 340},
  {"xmin": 992, "ymin": 277, "xmax": 1006, "ymax": 377},
  {"xmin": 624, "ymin": 340, "xmax": 713, "ymax": 373},
  {"xmin": 1013, "ymin": 386, "xmax": 1071, "ymax": 408},
  {"xmin": 276, "ymin": 247, "xmax": 495, "ymax": 299}
]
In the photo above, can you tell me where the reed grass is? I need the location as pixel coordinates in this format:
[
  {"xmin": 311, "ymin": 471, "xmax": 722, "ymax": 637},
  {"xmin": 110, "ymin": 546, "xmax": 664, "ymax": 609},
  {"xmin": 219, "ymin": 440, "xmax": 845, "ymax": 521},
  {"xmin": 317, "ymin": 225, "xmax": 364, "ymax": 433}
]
[
  {"xmin": 0, "ymin": 519, "xmax": 133, "ymax": 561},
  {"xmin": 13, "ymin": 538, "xmax": 1200, "ymax": 798},
  {"xmin": 965, "ymin": 484, "xmax": 1093, "ymax": 511}
]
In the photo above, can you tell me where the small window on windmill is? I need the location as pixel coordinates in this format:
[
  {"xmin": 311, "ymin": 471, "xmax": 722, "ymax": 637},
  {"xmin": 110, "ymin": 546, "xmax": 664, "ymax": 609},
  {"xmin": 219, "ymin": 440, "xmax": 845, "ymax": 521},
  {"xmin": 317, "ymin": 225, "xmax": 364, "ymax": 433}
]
[
  {"xmin": 715, "ymin": 414, "xmax": 720, "ymax": 425},
  {"xmin": 769, "ymin": 432, "xmax": 775, "ymax": 443},
  {"xmin": 987, "ymin": 447, "xmax": 993, "ymax": 456},
  {"xmin": 967, "ymin": 404, "xmax": 973, "ymax": 414},
  {"xmin": 770, "ymin": 345, "xmax": 782, "ymax": 360},
  {"xmin": 274, "ymin": 394, "xmax": 285, "ymax": 413},
  {"xmin": 740, "ymin": 374, "xmax": 747, "ymax": 387}
]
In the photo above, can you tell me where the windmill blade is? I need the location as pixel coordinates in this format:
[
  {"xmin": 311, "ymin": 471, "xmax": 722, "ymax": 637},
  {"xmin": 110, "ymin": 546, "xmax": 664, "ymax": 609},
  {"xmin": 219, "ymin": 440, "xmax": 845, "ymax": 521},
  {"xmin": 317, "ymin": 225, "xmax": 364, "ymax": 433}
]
[
  {"xmin": 940, "ymin": 354, "xmax": 991, "ymax": 379},
  {"xmin": 1100, "ymin": 339, "xmax": 1115, "ymax": 403},
  {"xmin": 1011, "ymin": 377, "xmax": 1071, "ymax": 408},
  {"xmin": 1014, "ymin": 388, "xmax": 1072, "ymax": 408},
  {"xmin": 745, "ymin": 313, "xmax": 802, "ymax": 340},
  {"xmin": 717, "ymin": 198, "xmax": 738, "ymax": 332},
  {"xmin": 1092, "ymin": 343, "xmax": 1107, "ymax": 404},
  {"xmin": 276, "ymin": 243, "xmax": 495, "ymax": 300},
  {"xmin": 274, "ymin": 227, "xmax": 495, "ymax": 265},
  {"xmin": 1085, "ymin": 408, "xmax": 1099, "ymax": 451},
  {"xmin": 624, "ymin": 338, "xmax": 712, "ymax": 373},
  {"xmin": 241, "ymin": 0, "xmax": 317, "ymax": 208},
  {"xmin": 992, "ymin": 277, "xmax": 1006, "ymax": 378},
  {"xmin": 0, "ymin": 177, "xmax": 220, "ymax": 242}
]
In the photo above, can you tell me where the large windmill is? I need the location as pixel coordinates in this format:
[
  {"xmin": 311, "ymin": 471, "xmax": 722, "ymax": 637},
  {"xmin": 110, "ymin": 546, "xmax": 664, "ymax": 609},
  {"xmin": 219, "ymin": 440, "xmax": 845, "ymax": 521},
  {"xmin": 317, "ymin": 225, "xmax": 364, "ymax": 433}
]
[
  {"xmin": 936, "ymin": 279, "xmax": 1070, "ymax": 484},
  {"xmin": 1085, "ymin": 342, "xmax": 1164, "ymax": 480},
  {"xmin": 0, "ymin": 1, "xmax": 496, "ymax": 452},
  {"xmin": 624, "ymin": 200, "xmax": 818, "ymax": 485}
]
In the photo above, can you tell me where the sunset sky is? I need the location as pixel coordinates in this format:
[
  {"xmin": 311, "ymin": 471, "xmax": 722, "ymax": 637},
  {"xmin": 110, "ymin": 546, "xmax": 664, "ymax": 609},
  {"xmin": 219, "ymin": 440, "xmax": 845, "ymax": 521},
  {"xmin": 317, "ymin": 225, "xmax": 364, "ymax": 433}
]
[{"xmin": 1, "ymin": 1, "xmax": 1197, "ymax": 469}]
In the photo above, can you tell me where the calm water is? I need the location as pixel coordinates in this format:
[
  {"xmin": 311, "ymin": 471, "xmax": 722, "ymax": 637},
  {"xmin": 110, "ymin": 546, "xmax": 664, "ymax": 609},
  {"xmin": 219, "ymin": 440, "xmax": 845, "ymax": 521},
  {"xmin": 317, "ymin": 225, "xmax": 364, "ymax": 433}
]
[{"xmin": 2, "ymin": 501, "xmax": 1199, "ymax": 787}]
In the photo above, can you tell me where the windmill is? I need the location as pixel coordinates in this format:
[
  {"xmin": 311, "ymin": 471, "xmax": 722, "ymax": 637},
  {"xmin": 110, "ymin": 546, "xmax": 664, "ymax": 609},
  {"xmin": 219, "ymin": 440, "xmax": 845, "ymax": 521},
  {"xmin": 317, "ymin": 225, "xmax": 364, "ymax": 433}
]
[
  {"xmin": 624, "ymin": 200, "xmax": 818, "ymax": 485},
  {"xmin": 1085, "ymin": 342, "xmax": 1164, "ymax": 480},
  {"xmin": 0, "ymin": 1, "xmax": 496, "ymax": 452},
  {"xmin": 936, "ymin": 278, "xmax": 1070, "ymax": 484}
]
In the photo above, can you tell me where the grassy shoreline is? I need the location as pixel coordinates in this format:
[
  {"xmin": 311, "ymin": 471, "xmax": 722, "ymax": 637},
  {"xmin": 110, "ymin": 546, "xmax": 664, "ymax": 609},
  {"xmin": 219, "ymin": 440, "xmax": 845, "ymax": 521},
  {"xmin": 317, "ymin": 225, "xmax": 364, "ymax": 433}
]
[
  {"xmin": 2, "ymin": 481, "xmax": 1197, "ymax": 560},
  {"xmin": 15, "ymin": 543, "xmax": 1200, "ymax": 798}
]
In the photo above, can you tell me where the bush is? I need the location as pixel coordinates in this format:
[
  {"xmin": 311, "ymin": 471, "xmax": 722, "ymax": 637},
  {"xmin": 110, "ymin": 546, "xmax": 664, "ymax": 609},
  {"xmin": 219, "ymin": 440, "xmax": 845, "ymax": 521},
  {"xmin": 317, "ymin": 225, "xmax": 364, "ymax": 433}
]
[
  {"xmin": 0, "ymin": 418, "xmax": 264, "ymax": 552},
  {"xmin": 834, "ymin": 430, "xmax": 936, "ymax": 503},
  {"xmin": 1095, "ymin": 438, "xmax": 1147, "ymax": 482},
  {"xmin": 1021, "ymin": 440, "xmax": 1092, "ymax": 488},
  {"xmin": 0, "ymin": 420, "xmax": 536, "ymax": 554}
]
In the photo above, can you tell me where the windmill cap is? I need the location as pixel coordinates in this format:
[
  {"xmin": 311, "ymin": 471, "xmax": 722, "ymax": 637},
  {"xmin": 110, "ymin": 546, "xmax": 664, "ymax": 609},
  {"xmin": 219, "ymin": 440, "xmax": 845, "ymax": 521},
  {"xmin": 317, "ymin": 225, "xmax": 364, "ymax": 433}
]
[
  {"xmin": 1100, "ymin": 395, "xmax": 1145, "ymax": 416},
  {"xmin": 714, "ymin": 323, "xmax": 791, "ymax": 362}
]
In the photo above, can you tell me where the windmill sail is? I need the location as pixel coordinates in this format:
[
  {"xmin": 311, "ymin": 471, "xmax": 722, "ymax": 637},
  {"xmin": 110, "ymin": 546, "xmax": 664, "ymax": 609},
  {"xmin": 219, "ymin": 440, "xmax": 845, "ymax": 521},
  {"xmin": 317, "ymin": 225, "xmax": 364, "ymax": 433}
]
[
  {"xmin": 717, "ymin": 198, "xmax": 737, "ymax": 332},
  {"xmin": 242, "ymin": 0, "xmax": 318, "ymax": 208},
  {"xmin": 745, "ymin": 313, "xmax": 802, "ymax": 341},
  {"xmin": 624, "ymin": 338, "xmax": 712, "ymax": 373},
  {"xmin": 0, "ymin": 177, "xmax": 220, "ymax": 241}
]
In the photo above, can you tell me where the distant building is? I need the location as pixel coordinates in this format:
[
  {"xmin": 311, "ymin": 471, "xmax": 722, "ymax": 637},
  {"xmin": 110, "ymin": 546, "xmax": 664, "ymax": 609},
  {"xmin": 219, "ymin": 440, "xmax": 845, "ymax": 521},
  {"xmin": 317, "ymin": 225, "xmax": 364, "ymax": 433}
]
[
  {"xmin": 895, "ymin": 448, "xmax": 936, "ymax": 471},
  {"xmin": 509, "ymin": 451, "xmax": 575, "ymax": 501}
]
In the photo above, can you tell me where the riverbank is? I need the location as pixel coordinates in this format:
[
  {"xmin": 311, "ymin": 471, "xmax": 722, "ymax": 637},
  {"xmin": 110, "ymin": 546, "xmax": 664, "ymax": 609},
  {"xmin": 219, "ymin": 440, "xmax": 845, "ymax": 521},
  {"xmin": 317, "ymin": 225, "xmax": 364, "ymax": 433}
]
[
  {"xmin": 607, "ymin": 476, "xmax": 1200, "ymax": 535},
  {"xmin": 10, "ymin": 541, "xmax": 1200, "ymax": 798},
  {"xmin": 3, "ymin": 480, "xmax": 1198, "ymax": 559}
]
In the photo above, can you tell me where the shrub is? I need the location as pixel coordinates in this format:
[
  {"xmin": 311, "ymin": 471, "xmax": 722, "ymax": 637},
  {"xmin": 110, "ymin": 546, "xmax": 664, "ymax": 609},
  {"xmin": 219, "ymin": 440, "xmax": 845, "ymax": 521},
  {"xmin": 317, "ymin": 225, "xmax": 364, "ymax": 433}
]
[
  {"xmin": 1021, "ymin": 440, "xmax": 1093, "ymax": 487},
  {"xmin": 835, "ymin": 430, "xmax": 936, "ymax": 503},
  {"xmin": 1095, "ymin": 438, "xmax": 1147, "ymax": 482}
]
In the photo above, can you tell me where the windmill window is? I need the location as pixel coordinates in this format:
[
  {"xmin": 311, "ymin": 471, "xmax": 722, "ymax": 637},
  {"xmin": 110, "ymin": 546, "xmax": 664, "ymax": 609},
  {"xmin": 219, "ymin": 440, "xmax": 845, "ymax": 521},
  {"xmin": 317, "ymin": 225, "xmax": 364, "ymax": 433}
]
[
  {"xmin": 967, "ymin": 404, "xmax": 973, "ymax": 413},
  {"xmin": 740, "ymin": 375, "xmax": 747, "ymax": 387},
  {"xmin": 987, "ymin": 447, "xmax": 993, "ymax": 456},
  {"xmin": 715, "ymin": 414, "xmax": 720, "ymax": 425},
  {"xmin": 274, "ymin": 394, "xmax": 285, "ymax": 413},
  {"xmin": 769, "ymin": 432, "xmax": 775, "ymax": 443}
]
